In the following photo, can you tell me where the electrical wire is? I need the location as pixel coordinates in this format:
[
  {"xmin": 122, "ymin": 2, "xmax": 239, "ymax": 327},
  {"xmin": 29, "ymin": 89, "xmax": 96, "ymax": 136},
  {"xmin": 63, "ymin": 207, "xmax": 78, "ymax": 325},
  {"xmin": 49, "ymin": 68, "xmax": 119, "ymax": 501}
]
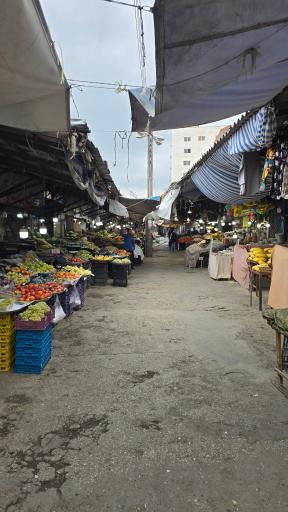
[
  {"xmin": 134, "ymin": 0, "xmax": 147, "ymax": 87},
  {"xmin": 69, "ymin": 78, "xmax": 142, "ymax": 88},
  {"xmin": 98, "ymin": 0, "xmax": 152, "ymax": 11}
]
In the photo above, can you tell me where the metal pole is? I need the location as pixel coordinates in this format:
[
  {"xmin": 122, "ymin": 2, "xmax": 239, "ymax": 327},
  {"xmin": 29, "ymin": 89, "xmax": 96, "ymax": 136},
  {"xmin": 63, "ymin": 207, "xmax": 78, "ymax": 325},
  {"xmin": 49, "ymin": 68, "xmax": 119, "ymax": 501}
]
[
  {"xmin": 147, "ymin": 129, "xmax": 153, "ymax": 198},
  {"xmin": 145, "ymin": 126, "xmax": 153, "ymax": 257}
]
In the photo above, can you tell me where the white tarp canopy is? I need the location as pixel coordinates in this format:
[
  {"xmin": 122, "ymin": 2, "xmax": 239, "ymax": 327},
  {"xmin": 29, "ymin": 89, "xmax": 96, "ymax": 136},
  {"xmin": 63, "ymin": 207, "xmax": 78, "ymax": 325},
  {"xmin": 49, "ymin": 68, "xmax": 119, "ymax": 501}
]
[
  {"xmin": 0, "ymin": 0, "xmax": 70, "ymax": 132},
  {"xmin": 155, "ymin": 187, "xmax": 180, "ymax": 220},
  {"xmin": 151, "ymin": 0, "xmax": 288, "ymax": 130},
  {"xmin": 109, "ymin": 199, "xmax": 129, "ymax": 218}
]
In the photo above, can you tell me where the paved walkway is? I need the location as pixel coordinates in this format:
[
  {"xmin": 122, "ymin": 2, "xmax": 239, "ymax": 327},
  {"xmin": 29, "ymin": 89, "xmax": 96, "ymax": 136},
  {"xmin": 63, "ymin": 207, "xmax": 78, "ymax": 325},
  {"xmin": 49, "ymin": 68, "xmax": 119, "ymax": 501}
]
[{"xmin": 1, "ymin": 248, "xmax": 288, "ymax": 512}]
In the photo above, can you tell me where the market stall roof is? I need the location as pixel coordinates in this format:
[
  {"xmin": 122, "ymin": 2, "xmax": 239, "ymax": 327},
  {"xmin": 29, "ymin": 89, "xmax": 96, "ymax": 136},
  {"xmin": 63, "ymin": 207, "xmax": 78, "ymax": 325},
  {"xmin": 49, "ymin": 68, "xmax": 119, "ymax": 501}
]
[
  {"xmin": 118, "ymin": 197, "xmax": 159, "ymax": 221},
  {"xmin": 174, "ymin": 104, "xmax": 278, "ymax": 204},
  {"xmin": 145, "ymin": 0, "xmax": 288, "ymax": 131},
  {"xmin": 0, "ymin": 124, "xmax": 119, "ymax": 215},
  {"xmin": 0, "ymin": 0, "xmax": 70, "ymax": 132}
]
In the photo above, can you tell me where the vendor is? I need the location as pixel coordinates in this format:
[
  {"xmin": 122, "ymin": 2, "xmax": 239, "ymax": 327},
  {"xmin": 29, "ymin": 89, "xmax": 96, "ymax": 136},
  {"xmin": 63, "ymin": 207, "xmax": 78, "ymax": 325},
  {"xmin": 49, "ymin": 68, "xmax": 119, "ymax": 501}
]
[{"xmin": 123, "ymin": 228, "xmax": 135, "ymax": 269}]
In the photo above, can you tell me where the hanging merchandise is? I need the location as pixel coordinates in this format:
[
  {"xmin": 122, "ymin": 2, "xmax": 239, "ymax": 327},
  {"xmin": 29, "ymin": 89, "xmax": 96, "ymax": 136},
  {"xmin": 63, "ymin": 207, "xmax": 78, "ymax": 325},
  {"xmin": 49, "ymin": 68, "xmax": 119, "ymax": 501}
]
[
  {"xmin": 260, "ymin": 147, "xmax": 275, "ymax": 193},
  {"xmin": 267, "ymin": 127, "xmax": 288, "ymax": 200}
]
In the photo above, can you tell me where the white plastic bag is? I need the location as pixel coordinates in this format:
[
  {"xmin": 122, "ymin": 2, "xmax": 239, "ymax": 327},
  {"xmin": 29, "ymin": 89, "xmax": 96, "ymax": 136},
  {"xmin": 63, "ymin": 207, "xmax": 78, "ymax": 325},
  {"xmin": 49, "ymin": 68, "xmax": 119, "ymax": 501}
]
[
  {"xmin": 69, "ymin": 285, "xmax": 81, "ymax": 308},
  {"xmin": 53, "ymin": 296, "xmax": 66, "ymax": 324}
]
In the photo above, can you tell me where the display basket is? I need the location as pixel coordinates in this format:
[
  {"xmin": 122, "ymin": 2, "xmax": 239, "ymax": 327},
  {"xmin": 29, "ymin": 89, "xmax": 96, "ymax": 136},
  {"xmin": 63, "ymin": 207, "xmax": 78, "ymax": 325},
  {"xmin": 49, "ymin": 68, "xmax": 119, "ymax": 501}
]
[
  {"xmin": 15, "ymin": 308, "xmax": 54, "ymax": 331},
  {"xmin": 91, "ymin": 261, "xmax": 108, "ymax": 286},
  {"xmin": 111, "ymin": 262, "xmax": 129, "ymax": 287}
]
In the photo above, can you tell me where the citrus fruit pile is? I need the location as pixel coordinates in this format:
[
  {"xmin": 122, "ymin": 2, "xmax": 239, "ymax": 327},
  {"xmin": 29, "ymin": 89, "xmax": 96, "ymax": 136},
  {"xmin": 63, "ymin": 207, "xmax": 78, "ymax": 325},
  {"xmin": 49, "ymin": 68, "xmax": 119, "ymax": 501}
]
[{"xmin": 56, "ymin": 270, "xmax": 81, "ymax": 281}]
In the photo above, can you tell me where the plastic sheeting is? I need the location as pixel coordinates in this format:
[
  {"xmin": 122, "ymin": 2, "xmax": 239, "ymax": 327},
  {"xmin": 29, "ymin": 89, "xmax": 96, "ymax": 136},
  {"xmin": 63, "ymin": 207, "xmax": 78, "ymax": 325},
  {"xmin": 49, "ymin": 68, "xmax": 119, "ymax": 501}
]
[
  {"xmin": 151, "ymin": 0, "xmax": 288, "ymax": 130},
  {"xmin": 156, "ymin": 187, "xmax": 180, "ymax": 220},
  {"xmin": 109, "ymin": 199, "xmax": 129, "ymax": 218},
  {"xmin": 0, "ymin": 0, "xmax": 69, "ymax": 132}
]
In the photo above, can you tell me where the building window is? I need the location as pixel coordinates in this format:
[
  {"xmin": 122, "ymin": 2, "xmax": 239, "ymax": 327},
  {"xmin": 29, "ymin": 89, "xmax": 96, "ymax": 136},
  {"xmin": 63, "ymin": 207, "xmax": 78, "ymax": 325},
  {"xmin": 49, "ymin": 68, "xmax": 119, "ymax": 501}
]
[
  {"xmin": 184, "ymin": 136, "xmax": 191, "ymax": 142},
  {"xmin": 183, "ymin": 160, "xmax": 190, "ymax": 166},
  {"xmin": 198, "ymin": 135, "xmax": 205, "ymax": 141},
  {"xmin": 184, "ymin": 148, "xmax": 191, "ymax": 153}
]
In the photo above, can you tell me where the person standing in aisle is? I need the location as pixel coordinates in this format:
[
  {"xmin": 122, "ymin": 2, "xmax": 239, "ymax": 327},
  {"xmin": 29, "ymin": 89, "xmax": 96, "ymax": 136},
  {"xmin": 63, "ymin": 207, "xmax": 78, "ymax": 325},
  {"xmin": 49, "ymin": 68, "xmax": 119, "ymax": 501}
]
[{"xmin": 123, "ymin": 228, "xmax": 135, "ymax": 269}]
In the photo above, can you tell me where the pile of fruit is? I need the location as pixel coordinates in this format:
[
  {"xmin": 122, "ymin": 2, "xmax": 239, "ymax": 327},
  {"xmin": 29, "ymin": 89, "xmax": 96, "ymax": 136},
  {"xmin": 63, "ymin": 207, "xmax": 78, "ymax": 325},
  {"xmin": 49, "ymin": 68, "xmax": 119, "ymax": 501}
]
[
  {"xmin": 6, "ymin": 267, "xmax": 31, "ymax": 285},
  {"xmin": 69, "ymin": 256, "xmax": 84, "ymax": 264},
  {"xmin": 19, "ymin": 302, "xmax": 51, "ymax": 321},
  {"xmin": 112, "ymin": 258, "xmax": 130, "ymax": 264},
  {"xmin": 30, "ymin": 274, "xmax": 57, "ymax": 284},
  {"xmin": 81, "ymin": 238, "xmax": 98, "ymax": 251},
  {"xmin": 15, "ymin": 283, "xmax": 53, "ymax": 302},
  {"xmin": 93, "ymin": 255, "xmax": 113, "ymax": 262},
  {"xmin": 248, "ymin": 246, "xmax": 273, "ymax": 271},
  {"xmin": 113, "ymin": 249, "xmax": 129, "ymax": 256},
  {"xmin": 78, "ymin": 249, "xmax": 92, "ymax": 260},
  {"xmin": 62, "ymin": 265, "xmax": 91, "ymax": 276},
  {"xmin": 56, "ymin": 270, "xmax": 81, "ymax": 282},
  {"xmin": 0, "ymin": 296, "xmax": 14, "ymax": 311},
  {"xmin": 23, "ymin": 256, "xmax": 55, "ymax": 274}
]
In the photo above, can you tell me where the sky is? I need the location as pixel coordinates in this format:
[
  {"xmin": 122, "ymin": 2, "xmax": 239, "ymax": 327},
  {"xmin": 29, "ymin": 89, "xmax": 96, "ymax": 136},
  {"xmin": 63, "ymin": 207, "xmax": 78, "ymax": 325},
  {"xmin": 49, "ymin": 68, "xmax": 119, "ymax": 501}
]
[{"xmin": 41, "ymin": 0, "xmax": 170, "ymax": 199}]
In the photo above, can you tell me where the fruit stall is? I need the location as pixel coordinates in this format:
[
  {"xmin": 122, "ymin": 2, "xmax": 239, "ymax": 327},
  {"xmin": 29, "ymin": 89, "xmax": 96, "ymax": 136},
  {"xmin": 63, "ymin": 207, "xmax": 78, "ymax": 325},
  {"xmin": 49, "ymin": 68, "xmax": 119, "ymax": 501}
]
[{"xmin": 0, "ymin": 232, "xmax": 134, "ymax": 374}]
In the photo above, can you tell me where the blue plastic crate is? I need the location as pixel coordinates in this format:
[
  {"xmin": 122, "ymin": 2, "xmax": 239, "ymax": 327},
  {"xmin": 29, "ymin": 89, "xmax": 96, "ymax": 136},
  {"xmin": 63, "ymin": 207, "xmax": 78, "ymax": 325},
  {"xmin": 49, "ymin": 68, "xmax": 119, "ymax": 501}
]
[
  {"xmin": 16, "ymin": 345, "xmax": 51, "ymax": 365},
  {"xmin": 16, "ymin": 338, "xmax": 51, "ymax": 358},
  {"xmin": 16, "ymin": 326, "xmax": 52, "ymax": 343},
  {"xmin": 16, "ymin": 329, "xmax": 51, "ymax": 349},
  {"xmin": 14, "ymin": 350, "xmax": 51, "ymax": 374}
]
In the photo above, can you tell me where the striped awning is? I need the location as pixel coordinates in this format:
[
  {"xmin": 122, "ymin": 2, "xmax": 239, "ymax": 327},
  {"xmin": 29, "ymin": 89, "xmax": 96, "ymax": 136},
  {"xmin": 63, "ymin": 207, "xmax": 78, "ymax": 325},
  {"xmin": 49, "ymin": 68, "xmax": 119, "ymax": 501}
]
[
  {"xmin": 228, "ymin": 104, "xmax": 276, "ymax": 154},
  {"xmin": 191, "ymin": 141, "xmax": 268, "ymax": 204}
]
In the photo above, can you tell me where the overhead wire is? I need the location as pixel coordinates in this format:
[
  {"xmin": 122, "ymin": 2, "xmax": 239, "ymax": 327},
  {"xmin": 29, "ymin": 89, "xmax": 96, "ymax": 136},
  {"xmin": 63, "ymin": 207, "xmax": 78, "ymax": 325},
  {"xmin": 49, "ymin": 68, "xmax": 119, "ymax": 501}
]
[{"xmin": 98, "ymin": 0, "xmax": 152, "ymax": 11}]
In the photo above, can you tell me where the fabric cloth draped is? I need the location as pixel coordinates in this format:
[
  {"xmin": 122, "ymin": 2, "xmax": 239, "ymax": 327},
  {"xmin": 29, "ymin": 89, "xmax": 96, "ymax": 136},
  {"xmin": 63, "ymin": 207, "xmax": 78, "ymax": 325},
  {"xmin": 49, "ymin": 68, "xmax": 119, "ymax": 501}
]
[
  {"xmin": 228, "ymin": 105, "xmax": 276, "ymax": 155},
  {"xmin": 268, "ymin": 245, "xmax": 288, "ymax": 309},
  {"xmin": 191, "ymin": 141, "xmax": 268, "ymax": 204}
]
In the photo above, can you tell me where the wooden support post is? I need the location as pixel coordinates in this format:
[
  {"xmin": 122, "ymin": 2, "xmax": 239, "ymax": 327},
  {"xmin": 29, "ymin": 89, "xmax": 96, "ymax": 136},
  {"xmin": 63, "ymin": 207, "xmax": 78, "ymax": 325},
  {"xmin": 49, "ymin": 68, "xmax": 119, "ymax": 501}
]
[{"xmin": 275, "ymin": 331, "xmax": 283, "ymax": 386}]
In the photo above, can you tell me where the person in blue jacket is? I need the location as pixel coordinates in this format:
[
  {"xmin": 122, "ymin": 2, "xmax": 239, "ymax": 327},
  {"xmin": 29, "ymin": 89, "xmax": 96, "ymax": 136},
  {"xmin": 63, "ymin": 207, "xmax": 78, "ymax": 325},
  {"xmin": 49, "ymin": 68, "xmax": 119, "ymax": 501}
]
[{"xmin": 123, "ymin": 228, "xmax": 135, "ymax": 268}]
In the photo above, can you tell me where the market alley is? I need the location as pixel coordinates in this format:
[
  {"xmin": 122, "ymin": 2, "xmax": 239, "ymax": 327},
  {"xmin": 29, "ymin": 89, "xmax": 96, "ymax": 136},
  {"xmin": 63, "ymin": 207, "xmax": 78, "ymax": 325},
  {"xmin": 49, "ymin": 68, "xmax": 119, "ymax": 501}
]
[{"xmin": 1, "ymin": 248, "xmax": 288, "ymax": 512}]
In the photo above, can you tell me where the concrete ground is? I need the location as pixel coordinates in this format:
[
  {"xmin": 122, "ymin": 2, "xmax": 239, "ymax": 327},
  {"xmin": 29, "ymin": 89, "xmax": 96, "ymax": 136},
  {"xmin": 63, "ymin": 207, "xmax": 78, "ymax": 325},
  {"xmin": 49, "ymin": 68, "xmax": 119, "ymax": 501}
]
[{"xmin": 1, "ymin": 246, "xmax": 288, "ymax": 512}]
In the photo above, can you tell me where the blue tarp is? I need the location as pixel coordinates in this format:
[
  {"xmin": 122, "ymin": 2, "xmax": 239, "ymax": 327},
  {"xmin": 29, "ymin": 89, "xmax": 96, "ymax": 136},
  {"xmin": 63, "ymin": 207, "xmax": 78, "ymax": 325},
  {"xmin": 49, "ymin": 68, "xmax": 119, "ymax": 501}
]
[
  {"xmin": 191, "ymin": 141, "xmax": 268, "ymax": 204},
  {"xmin": 227, "ymin": 104, "xmax": 276, "ymax": 154}
]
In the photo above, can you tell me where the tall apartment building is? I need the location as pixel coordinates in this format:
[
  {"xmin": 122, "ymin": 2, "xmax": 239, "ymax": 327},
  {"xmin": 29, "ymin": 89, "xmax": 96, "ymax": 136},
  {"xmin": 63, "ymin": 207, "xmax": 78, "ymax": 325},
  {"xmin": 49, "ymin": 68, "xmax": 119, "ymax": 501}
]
[{"xmin": 171, "ymin": 125, "xmax": 229, "ymax": 182}]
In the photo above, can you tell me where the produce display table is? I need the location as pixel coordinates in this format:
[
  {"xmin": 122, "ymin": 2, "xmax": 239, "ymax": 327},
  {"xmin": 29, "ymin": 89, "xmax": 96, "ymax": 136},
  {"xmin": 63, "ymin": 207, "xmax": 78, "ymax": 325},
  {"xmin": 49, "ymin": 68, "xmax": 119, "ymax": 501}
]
[
  {"xmin": 249, "ymin": 268, "xmax": 272, "ymax": 311},
  {"xmin": 274, "ymin": 331, "xmax": 288, "ymax": 388}
]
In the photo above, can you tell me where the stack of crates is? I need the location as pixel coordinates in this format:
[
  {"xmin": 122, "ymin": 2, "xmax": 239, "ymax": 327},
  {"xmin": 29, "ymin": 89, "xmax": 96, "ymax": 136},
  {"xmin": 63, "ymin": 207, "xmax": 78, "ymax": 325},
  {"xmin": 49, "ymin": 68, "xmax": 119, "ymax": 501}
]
[
  {"xmin": 14, "ymin": 311, "xmax": 53, "ymax": 374},
  {"xmin": 0, "ymin": 314, "xmax": 15, "ymax": 372}
]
